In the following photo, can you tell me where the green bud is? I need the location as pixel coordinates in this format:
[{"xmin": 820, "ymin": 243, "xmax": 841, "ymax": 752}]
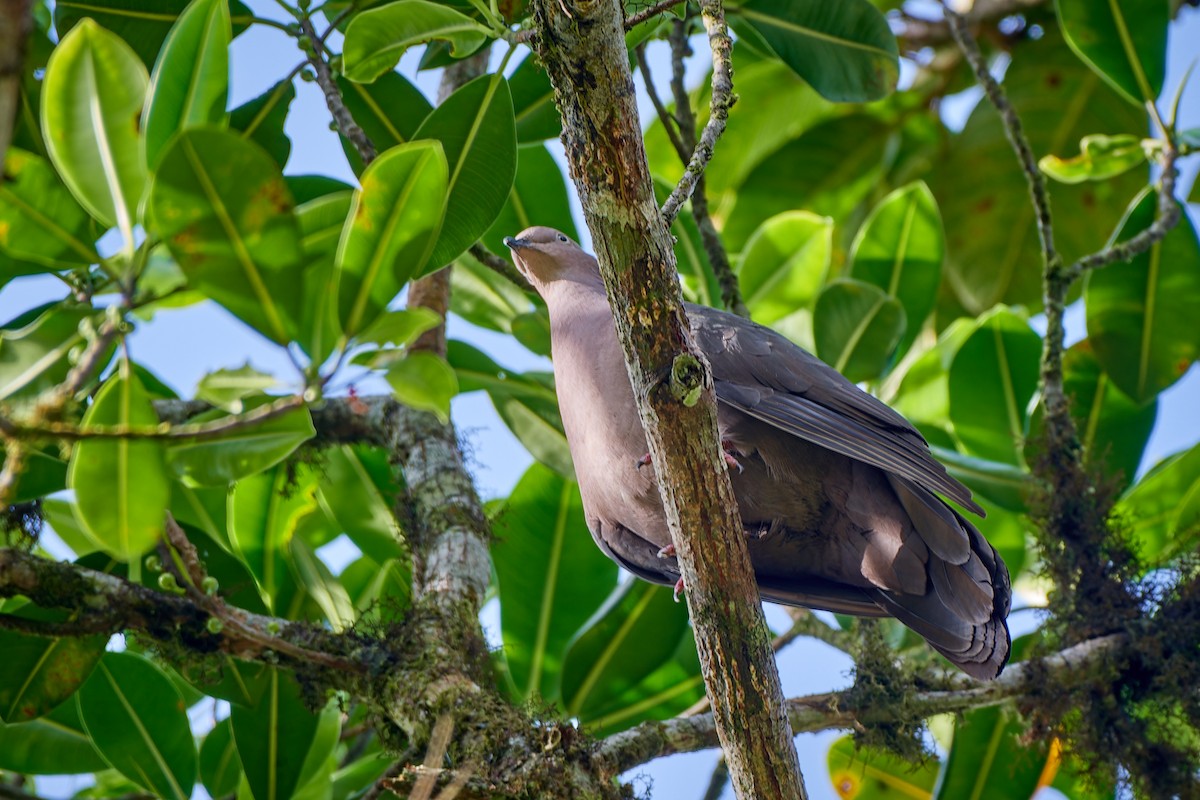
[
  {"xmin": 206, "ymin": 617, "xmax": 224, "ymax": 635},
  {"xmin": 145, "ymin": 554, "xmax": 162, "ymax": 573},
  {"xmin": 202, "ymin": 576, "xmax": 219, "ymax": 596},
  {"xmin": 158, "ymin": 573, "xmax": 179, "ymax": 592}
]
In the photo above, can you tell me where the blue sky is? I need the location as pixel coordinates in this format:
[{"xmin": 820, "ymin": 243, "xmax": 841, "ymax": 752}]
[{"xmin": 3, "ymin": 3, "xmax": 1200, "ymax": 798}]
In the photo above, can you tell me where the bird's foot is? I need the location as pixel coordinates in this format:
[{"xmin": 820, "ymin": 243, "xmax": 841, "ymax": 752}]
[
  {"xmin": 673, "ymin": 576, "xmax": 685, "ymax": 602},
  {"xmin": 721, "ymin": 440, "xmax": 744, "ymax": 474},
  {"xmin": 657, "ymin": 543, "xmax": 676, "ymax": 558},
  {"xmin": 634, "ymin": 452, "xmax": 653, "ymax": 471}
]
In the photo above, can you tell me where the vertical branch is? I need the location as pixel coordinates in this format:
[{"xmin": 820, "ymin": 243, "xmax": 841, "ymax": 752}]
[
  {"xmin": 0, "ymin": 0, "xmax": 32, "ymax": 162},
  {"xmin": 532, "ymin": 0, "xmax": 806, "ymax": 797}
]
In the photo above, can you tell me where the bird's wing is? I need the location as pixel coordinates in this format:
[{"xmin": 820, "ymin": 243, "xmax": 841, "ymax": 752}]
[{"xmin": 687, "ymin": 303, "xmax": 983, "ymax": 517}]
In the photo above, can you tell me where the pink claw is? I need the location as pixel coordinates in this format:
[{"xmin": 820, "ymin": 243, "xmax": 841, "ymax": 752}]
[
  {"xmin": 634, "ymin": 452, "xmax": 652, "ymax": 470},
  {"xmin": 657, "ymin": 543, "xmax": 676, "ymax": 558},
  {"xmin": 721, "ymin": 440, "xmax": 744, "ymax": 474},
  {"xmin": 673, "ymin": 576, "xmax": 685, "ymax": 602}
]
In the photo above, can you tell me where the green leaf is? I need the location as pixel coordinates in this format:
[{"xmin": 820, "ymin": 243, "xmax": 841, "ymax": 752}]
[
  {"xmin": 826, "ymin": 735, "xmax": 939, "ymax": 798},
  {"xmin": 929, "ymin": 446, "xmax": 1031, "ymax": 514},
  {"xmin": 69, "ymin": 369, "xmax": 170, "ymax": 561},
  {"xmin": 722, "ymin": 114, "xmax": 891, "ymax": 251},
  {"xmin": 143, "ymin": 0, "xmax": 231, "ymax": 170},
  {"xmin": 736, "ymin": 210, "xmax": 831, "ymax": 325},
  {"xmin": 385, "ymin": 351, "xmax": 459, "ymax": 423},
  {"xmin": 511, "ymin": 309, "xmax": 551, "ymax": 357},
  {"xmin": 972, "ymin": 504, "xmax": 1029, "ymax": 581},
  {"xmin": 231, "ymin": 79, "xmax": 295, "ymax": 169},
  {"xmin": 0, "ymin": 149, "xmax": 99, "ymax": 267},
  {"xmin": 1085, "ymin": 189, "xmax": 1200, "ymax": 403},
  {"xmin": 194, "ymin": 364, "xmax": 277, "ymax": 412},
  {"xmin": 734, "ymin": 0, "xmax": 898, "ymax": 101},
  {"xmin": 1026, "ymin": 339, "xmax": 1157, "ymax": 489},
  {"xmin": 166, "ymin": 400, "xmax": 315, "ymax": 486},
  {"xmin": 43, "ymin": 497, "xmax": 101, "ymax": 555},
  {"xmin": 560, "ymin": 581, "xmax": 692, "ymax": 723},
  {"xmin": 936, "ymin": 705, "xmax": 1048, "ymax": 800},
  {"xmin": 170, "ymin": 481, "xmax": 230, "ymax": 549},
  {"xmin": 54, "ymin": 0, "xmax": 251, "ymax": 67},
  {"xmin": 315, "ymin": 445, "xmax": 408, "ymax": 565},
  {"xmin": 230, "ymin": 668, "xmax": 324, "ymax": 800},
  {"xmin": 491, "ymin": 464, "xmax": 619, "ymax": 703},
  {"xmin": 200, "ymin": 718, "xmax": 242, "ymax": 798},
  {"xmin": 5, "ymin": 450, "xmax": 68, "ymax": 505},
  {"xmin": 814, "ymin": 279, "xmax": 906, "ymax": 383},
  {"xmin": 1119, "ymin": 442, "xmax": 1200, "ymax": 564},
  {"xmin": 849, "ymin": 181, "xmax": 943, "ymax": 357},
  {"xmin": 0, "ymin": 305, "xmax": 96, "ymax": 404},
  {"xmin": 890, "ymin": 318, "xmax": 975, "ymax": 434},
  {"xmin": 287, "ymin": 537, "xmax": 355, "ymax": 631},
  {"xmin": 948, "ymin": 308, "xmax": 1043, "ymax": 465},
  {"xmin": 41, "ymin": 19, "xmax": 148, "ymax": 236},
  {"xmin": 579, "ymin": 633, "xmax": 704, "ymax": 736},
  {"xmin": 148, "ymin": 128, "xmax": 305, "ymax": 345},
  {"xmin": 0, "ymin": 609, "xmax": 106, "ymax": 722},
  {"xmin": 483, "ymin": 143, "xmax": 577, "ymax": 257},
  {"xmin": 228, "ymin": 464, "xmax": 320, "ymax": 611},
  {"xmin": 77, "ymin": 652, "xmax": 198, "ymax": 800},
  {"xmin": 448, "ymin": 247, "xmax": 533, "ymax": 332},
  {"xmin": 341, "ymin": 557, "xmax": 411, "ymax": 622},
  {"xmin": 414, "ymin": 73, "xmax": 517, "ymax": 271},
  {"xmin": 447, "ymin": 340, "xmax": 572, "ymax": 476},
  {"xmin": 933, "ymin": 30, "xmax": 1146, "ymax": 313},
  {"xmin": 358, "ymin": 308, "xmax": 442, "ymax": 348},
  {"xmin": 335, "ymin": 140, "xmax": 449, "ymax": 335},
  {"xmin": 341, "ymin": 0, "xmax": 490, "ymax": 83},
  {"xmin": 335, "ymin": 73, "xmax": 432, "ymax": 175},
  {"xmin": 1039, "ymin": 133, "xmax": 1148, "ymax": 184},
  {"xmin": 287, "ymin": 175, "xmax": 354, "ymax": 205},
  {"xmin": 0, "ymin": 696, "xmax": 107, "ymax": 774},
  {"xmin": 509, "ymin": 54, "xmax": 560, "ymax": 142},
  {"xmin": 1056, "ymin": 0, "xmax": 1168, "ymax": 106}
]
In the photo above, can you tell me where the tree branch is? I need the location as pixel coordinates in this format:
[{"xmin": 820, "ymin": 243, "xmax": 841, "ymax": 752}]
[
  {"xmin": 300, "ymin": 16, "xmax": 376, "ymax": 164},
  {"xmin": 0, "ymin": 0, "xmax": 32, "ymax": 165},
  {"xmin": 532, "ymin": 0, "xmax": 805, "ymax": 796}
]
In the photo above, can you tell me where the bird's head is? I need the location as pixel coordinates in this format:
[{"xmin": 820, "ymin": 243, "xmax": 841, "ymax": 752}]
[{"xmin": 504, "ymin": 227, "xmax": 596, "ymax": 291}]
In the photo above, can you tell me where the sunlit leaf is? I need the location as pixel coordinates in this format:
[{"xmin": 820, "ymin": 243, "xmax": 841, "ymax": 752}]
[
  {"xmin": 316, "ymin": 445, "xmax": 408, "ymax": 564},
  {"xmin": 0, "ymin": 149, "xmax": 99, "ymax": 267},
  {"xmin": 341, "ymin": 0, "xmax": 490, "ymax": 83},
  {"xmin": 77, "ymin": 652, "xmax": 197, "ymax": 800},
  {"xmin": 936, "ymin": 705, "xmax": 1048, "ymax": 799},
  {"xmin": 814, "ymin": 279, "xmax": 905, "ymax": 382},
  {"xmin": 1119, "ymin": 442, "xmax": 1200, "ymax": 564},
  {"xmin": 1039, "ymin": 133, "xmax": 1148, "ymax": 184},
  {"xmin": 231, "ymin": 79, "xmax": 295, "ymax": 169},
  {"xmin": 69, "ymin": 369, "xmax": 170, "ymax": 561},
  {"xmin": 166, "ymin": 399, "xmax": 315, "ymax": 486},
  {"xmin": 287, "ymin": 538, "xmax": 355, "ymax": 631},
  {"xmin": 737, "ymin": 211, "xmax": 831, "ymax": 325},
  {"xmin": 385, "ymin": 351, "xmax": 459, "ymax": 423},
  {"xmin": 826, "ymin": 735, "xmax": 938, "ymax": 799},
  {"xmin": 194, "ymin": 364, "xmax": 277, "ymax": 412},
  {"xmin": 491, "ymin": 464, "xmax": 618, "ymax": 703},
  {"xmin": 54, "ymin": 0, "xmax": 251, "ymax": 66},
  {"xmin": 143, "ymin": 0, "xmax": 231, "ymax": 170},
  {"xmin": 0, "ymin": 305, "xmax": 97, "ymax": 404},
  {"xmin": 448, "ymin": 249, "xmax": 533, "ymax": 333},
  {"xmin": 335, "ymin": 73, "xmax": 432, "ymax": 175},
  {"xmin": 1056, "ymin": 0, "xmax": 1168, "ymax": 106},
  {"xmin": 483, "ymin": 143, "xmax": 577, "ymax": 258}
]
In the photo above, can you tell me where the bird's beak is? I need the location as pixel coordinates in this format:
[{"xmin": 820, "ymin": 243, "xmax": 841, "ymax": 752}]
[{"xmin": 503, "ymin": 236, "xmax": 529, "ymax": 250}]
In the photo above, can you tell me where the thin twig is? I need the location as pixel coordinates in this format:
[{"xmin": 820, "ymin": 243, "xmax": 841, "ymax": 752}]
[
  {"xmin": 700, "ymin": 755, "xmax": 730, "ymax": 800},
  {"xmin": 300, "ymin": 16, "xmax": 376, "ymax": 164},
  {"xmin": 637, "ymin": 43, "xmax": 690, "ymax": 163},
  {"xmin": 625, "ymin": 0, "xmax": 686, "ymax": 29},
  {"xmin": 660, "ymin": 0, "xmax": 734, "ymax": 227},
  {"xmin": 662, "ymin": 18, "xmax": 746, "ymax": 317}
]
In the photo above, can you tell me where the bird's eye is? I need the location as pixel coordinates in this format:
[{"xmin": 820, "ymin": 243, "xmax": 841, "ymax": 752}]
[{"xmin": 557, "ymin": 234, "xmax": 568, "ymax": 242}]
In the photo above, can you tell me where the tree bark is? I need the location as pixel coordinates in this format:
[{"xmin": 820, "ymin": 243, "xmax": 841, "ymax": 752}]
[{"xmin": 531, "ymin": 2, "xmax": 807, "ymax": 797}]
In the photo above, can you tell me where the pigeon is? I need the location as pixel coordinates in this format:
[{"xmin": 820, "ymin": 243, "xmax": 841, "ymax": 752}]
[{"xmin": 504, "ymin": 226, "xmax": 1011, "ymax": 679}]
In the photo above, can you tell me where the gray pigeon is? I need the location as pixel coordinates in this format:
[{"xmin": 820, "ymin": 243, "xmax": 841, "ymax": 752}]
[{"xmin": 504, "ymin": 226, "xmax": 1011, "ymax": 680}]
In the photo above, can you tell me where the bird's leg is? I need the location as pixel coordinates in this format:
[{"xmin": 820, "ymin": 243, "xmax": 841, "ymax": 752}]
[
  {"xmin": 657, "ymin": 543, "xmax": 676, "ymax": 558},
  {"xmin": 673, "ymin": 576, "xmax": 685, "ymax": 602}
]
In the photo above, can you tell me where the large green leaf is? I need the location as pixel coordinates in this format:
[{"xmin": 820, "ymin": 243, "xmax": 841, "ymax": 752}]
[
  {"xmin": 414, "ymin": 73, "xmax": 517, "ymax": 271},
  {"xmin": 1119, "ymin": 443, "xmax": 1200, "ymax": 564},
  {"xmin": 560, "ymin": 581, "xmax": 692, "ymax": 723},
  {"xmin": 0, "ymin": 149, "xmax": 99, "ymax": 267},
  {"xmin": 0, "ymin": 305, "xmax": 96, "ymax": 404},
  {"xmin": 230, "ymin": 668, "xmax": 329, "ymax": 800},
  {"xmin": 0, "ymin": 696, "xmax": 107, "ymax": 774},
  {"xmin": 890, "ymin": 318, "xmax": 975, "ymax": 439},
  {"xmin": 733, "ymin": 0, "xmax": 898, "ymax": 101},
  {"xmin": 69, "ymin": 369, "xmax": 170, "ymax": 561},
  {"xmin": 341, "ymin": 0, "xmax": 490, "ymax": 83},
  {"xmin": 230, "ymin": 80, "xmax": 296, "ymax": 169},
  {"xmin": 0, "ymin": 608, "xmax": 106, "ymax": 722},
  {"xmin": 335, "ymin": 140, "xmax": 449, "ymax": 335},
  {"xmin": 934, "ymin": 31, "xmax": 1146, "ymax": 313},
  {"xmin": 482, "ymin": 143, "xmax": 577, "ymax": 257},
  {"xmin": 340, "ymin": 556, "xmax": 412, "ymax": 622},
  {"xmin": 491, "ymin": 464, "xmax": 618, "ymax": 703},
  {"xmin": 143, "ymin": 0, "xmax": 231, "ymax": 170},
  {"xmin": 448, "ymin": 249, "xmax": 533, "ymax": 333},
  {"xmin": 55, "ymin": 0, "xmax": 251, "ymax": 67},
  {"xmin": 448, "ymin": 340, "xmax": 572, "ymax": 477},
  {"xmin": 1056, "ymin": 0, "xmax": 1168, "ymax": 106},
  {"xmin": 1085, "ymin": 189, "xmax": 1200, "ymax": 404},
  {"xmin": 41, "ymin": 19, "xmax": 148, "ymax": 236},
  {"xmin": 385, "ymin": 351, "xmax": 459, "ymax": 423},
  {"xmin": 929, "ymin": 446, "xmax": 1031, "ymax": 514},
  {"xmin": 936, "ymin": 705, "xmax": 1049, "ymax": 800},
  {"xmin": 814, "ymin": 279, "xmax": 905, "ymax": 383},
  {"xmin": 77, "ymin": 652, "xmax": 198, "ymax": 800},
  {"xmin": 287, "ymin": 538, "xmax": 355, "ymax": 632},
  {"xmin": 148, "ymin": 128, "xmax": 305, "ymax": 345},
  {"xmin": 166, "ymin": 400, "xmax": 316, "ymax": 486},
  {"xmin": 335, "ymin": 73, "xmax": 432, "ymax": 175},
  {"xmin": 316, "ymin": 445, "xmax": 408, "ymax": 565},
  {"xmin": 295, "ymin": 192, "xmax": 351, "ymax": 363},
  {"xmin": 579, "ymin": 632, "xmax": 704, "ymax": 737},
  {"xmin": 228, "ymin": 464, "xmax": 320, "ymax": 611},
  {"xmin": 509, "ymin": 54, "xmax": 559, "ymax": 142},
  {"xmin": 948, "ymin": 308, "xmax": 1043, "ymax": 465},
  {"xmin": 1026, "ymin": 339, "xmax": 1157, "ymax": 488},
  {"xmin": 826, "ymin": 736, "xmax": 939, "ymax": 798},
  {"xmin": 736, "ymin": 210, "xmax": 831, "ymax": 325},
  {"xmin": 5, "ymin": 450, "xmax": 69, "ymax": 505},
  {"xmin": 849, "ymin": 181, "xmax": 943, "ymax": 357},
  {"xmin": 199, "ymin": 718, "xmax": 241, "ymax": 798},
  {"xmin": 722, "ymin": 114, "xmax": 891, "ymax": 251}
]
